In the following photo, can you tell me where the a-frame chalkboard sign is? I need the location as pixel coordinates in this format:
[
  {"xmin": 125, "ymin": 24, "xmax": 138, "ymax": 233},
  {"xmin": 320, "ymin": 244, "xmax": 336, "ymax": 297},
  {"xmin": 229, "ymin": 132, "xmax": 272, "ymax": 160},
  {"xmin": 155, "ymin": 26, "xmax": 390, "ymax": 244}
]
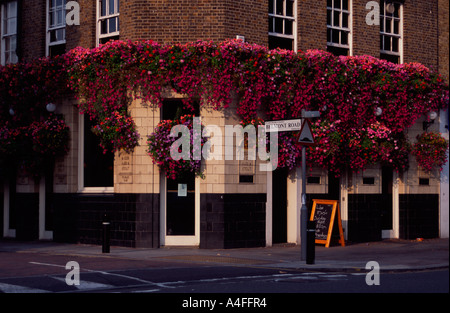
[{"xmin": 310, "ymin": 199, "xmax": 345, "ymax": 248}]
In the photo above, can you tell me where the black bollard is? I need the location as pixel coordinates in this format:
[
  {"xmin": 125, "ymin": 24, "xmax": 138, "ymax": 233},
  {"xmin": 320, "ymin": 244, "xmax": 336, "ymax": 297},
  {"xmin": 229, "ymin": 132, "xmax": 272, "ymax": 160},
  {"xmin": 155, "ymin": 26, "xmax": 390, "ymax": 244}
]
[
  {"xmin": 306, "ymin": 220, "xmax": 316, "ymax": 264},
  {"xmin": 102, "ymin": 214, "xmax": 110, "ymax": 253}
]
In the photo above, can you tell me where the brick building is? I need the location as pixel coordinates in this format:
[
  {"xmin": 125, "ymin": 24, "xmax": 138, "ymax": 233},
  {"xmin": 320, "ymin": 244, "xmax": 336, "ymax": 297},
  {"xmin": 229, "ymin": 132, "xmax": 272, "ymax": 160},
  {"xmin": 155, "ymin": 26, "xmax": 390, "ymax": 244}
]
[{"xmin": 1, "ymin": 0, "xmax": 449, "ymax": 248}]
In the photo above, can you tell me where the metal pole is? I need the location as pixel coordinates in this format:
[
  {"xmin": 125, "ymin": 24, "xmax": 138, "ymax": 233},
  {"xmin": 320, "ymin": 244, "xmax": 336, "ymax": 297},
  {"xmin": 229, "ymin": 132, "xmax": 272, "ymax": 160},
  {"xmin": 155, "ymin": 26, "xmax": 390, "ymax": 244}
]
[
  {"xmin": 300, "ymin": 145, "xmax": 307, "ymax": 261},
  {"xmin": 306, "ymin": 220, "xmax": 316, "ymax": 264},
  {"xmin": 102, "ymin": 214, "xmax": 110, "ymax": 253}
]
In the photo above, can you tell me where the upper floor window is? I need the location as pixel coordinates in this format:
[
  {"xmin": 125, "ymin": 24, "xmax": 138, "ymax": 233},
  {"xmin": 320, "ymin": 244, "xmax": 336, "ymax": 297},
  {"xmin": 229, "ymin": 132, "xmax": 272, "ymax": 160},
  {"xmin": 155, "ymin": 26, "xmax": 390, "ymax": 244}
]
[
  {"xmin": 380, "ymin": 0, "xmax": 402, "ymax": 64},
  {"xmin": 327, "ymin": 0, "xmax": 351, "ymax": 56},
  {"xmin": 97, "ymin": 0, "xmax": 120, "ymax": 46},
  {"xmin": 47, "ymin": 0, "xmax": 66, "ymax": 57},
  {"xmin": 269, "ymin": 0, "xmax": 296, "ymax": 51},
  {"xmin": 1, "ymin": 0, "xmax": 18, "ymax": 65}
]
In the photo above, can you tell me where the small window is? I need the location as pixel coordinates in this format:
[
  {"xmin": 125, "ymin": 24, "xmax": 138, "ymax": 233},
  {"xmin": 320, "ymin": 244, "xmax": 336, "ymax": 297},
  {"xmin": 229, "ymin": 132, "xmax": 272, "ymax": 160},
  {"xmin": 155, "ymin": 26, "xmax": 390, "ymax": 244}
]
[
  {"xmin": 307, "ymin": 176, "xmax": 321, "ymax": 184},
  {"xmin": 380, "ymin": 0, "xmax": 402, "ymax": 64},
  {"xmin": 97, "ymin": 0, "xmax": 120, "ymax": 46},
  {"xmin": 419, "ymin": 178, "xmax": 429, "ymax": 186},
  {"xmin": 269, "ymin": 0, "xmax": 296, "ymax": 51},
  {"xmin": 47, "ymin": 0, "xmax": 66, "ymax": 57},
  {"xmin": 239, "ymin": 175, "xmax": 254, "ymax": 183},
  {"xmin": 162, "ymin": 99, "xmax": 199, "ymax": 121},
  {"xmin": 1, "ymin": 1, "xmax": 18, "ymax": 65},
  {"xmin": 327, "ymin": 0, "xmax": 351, "ymax": 56},
  {"xmin": 363, "ymin": 177, "xmax": 375, "ymax": 185}
]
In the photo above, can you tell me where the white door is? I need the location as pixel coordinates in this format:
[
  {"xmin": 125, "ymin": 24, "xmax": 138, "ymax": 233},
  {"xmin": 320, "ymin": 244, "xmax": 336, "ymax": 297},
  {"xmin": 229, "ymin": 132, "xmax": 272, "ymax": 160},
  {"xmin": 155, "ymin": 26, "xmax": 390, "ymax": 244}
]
[{"xmin": 160, "ymin": 172, "xmax": 200, "ymax": 246}]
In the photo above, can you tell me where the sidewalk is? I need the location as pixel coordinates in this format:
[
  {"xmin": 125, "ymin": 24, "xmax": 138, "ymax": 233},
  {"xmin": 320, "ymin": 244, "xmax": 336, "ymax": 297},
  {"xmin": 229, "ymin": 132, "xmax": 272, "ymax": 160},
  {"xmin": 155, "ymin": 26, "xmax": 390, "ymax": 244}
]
[{"xmin": 0, "ymin": 238, "xmax": 448, "ymax": 273}]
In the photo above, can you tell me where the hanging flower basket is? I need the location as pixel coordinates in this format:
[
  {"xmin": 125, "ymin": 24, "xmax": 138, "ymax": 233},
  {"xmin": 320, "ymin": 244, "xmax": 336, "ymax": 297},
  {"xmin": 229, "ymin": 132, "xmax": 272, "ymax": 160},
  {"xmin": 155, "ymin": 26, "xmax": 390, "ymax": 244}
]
[
  {"xmin": 30, "ymin": 114, "xmax": 71, "ymax": 157},
  {"xmin": 147, "ymin": 115, "xmax": 207, "ymax": 180},
  {"xmin": 91, "ymin": 110, "xmax": 140, "ymax": 154},
  {"xmin": 412, "ymin": 132, "xmax": 449, "ymax": 172}
]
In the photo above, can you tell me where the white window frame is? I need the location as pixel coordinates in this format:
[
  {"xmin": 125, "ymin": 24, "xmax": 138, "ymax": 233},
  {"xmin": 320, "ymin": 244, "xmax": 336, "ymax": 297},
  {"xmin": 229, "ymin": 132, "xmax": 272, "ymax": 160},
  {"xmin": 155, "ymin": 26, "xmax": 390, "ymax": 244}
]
[
  {"xmin": 46, "ymin": 0, "xmax": 66, "ymax": 57},
  {"xmin": 380, "ymin": 0, "xmax": 403, "ymax": 63},
  {"xmin": 96, "ymin": 0, "xmax": 120, "ymax": 46},
  {"xmin": 327, "ymin": 0, "xmax": 352, "ymax": 53},
  {"xmin": 268, "ymin": 0, "xmax": 297, "ymax": 52},
  {"xmin": 1, "ymin": 0, "xmax": 18, "ymax": 66}
]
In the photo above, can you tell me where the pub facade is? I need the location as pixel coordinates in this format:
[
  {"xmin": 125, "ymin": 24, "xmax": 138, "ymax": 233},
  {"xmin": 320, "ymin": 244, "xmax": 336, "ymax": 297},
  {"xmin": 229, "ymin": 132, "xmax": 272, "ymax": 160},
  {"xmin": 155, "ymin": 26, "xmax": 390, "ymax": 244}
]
[{"xmin": 1, "ymin": 0, "xmax": 449, "ymax": 248}]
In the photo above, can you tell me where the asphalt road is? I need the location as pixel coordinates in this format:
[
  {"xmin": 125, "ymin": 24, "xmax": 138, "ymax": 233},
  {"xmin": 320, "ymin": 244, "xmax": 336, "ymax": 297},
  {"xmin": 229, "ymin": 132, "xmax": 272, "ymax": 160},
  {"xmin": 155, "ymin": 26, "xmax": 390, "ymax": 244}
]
[{"xmin": 0, "ymin": 248, "xmax": 447, "ymax": 296}]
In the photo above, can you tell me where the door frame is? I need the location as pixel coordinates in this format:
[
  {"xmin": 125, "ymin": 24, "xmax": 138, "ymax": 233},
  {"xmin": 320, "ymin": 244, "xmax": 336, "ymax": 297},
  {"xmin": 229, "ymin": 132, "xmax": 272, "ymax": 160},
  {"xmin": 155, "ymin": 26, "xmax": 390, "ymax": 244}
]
[
  {"xmin": 3, "ymin": 182, "xmax": 16, "ymax": 238},
  {"xmin": 39, "ymin": 176, "xmax": 53, "ymax": 240},
  {"xmin": 266, "ymin": 168, "xmax": 301, "ymax": 246},
  {"xmin": 382, "ymin": 170, "xmax": 400, "ymax": 239},
  {"xmin": 160, "ymin": 173, "xmax": 200, "ymax": 246}
]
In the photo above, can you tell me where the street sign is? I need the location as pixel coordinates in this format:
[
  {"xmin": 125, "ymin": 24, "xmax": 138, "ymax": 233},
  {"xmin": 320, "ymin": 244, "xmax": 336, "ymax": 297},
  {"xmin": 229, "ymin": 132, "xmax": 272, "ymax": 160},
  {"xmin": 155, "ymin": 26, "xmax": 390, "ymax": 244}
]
[
  {"xmin": 297, "ymin": 119, "xmax": 315, "ymax": 145},
  {"xmin": 264, "ymin": 119, "xmax": 302, "ymax": 133}
]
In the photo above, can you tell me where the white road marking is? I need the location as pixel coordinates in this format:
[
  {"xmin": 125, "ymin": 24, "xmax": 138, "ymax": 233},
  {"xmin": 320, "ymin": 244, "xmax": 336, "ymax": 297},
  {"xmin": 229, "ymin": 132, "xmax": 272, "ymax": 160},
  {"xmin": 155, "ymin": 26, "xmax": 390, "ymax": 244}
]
[
  {"xmin": 24, "ymin": 261, "xmax": 352, "ymax": 292},
  {"xmin": 0, "ymin": 282, "xmax": 50, "ymax": 293},
  {"xmin": 29, "ymin": 261, "xmax": 66, "ymax": 268},
  {"xmin": 51, "ymin": 276, "xmax": 113, "ymax": 290},
  {"xmin": 130, "ymin": 289, "xmax": 160, "ymax": 293},
  {"xmin": 28, "ymin": 261, "xmax": 175, "ymax": 289},
  {"xmin": 321, "ymin": 274, "xmax": 348, "ymax": 278}
]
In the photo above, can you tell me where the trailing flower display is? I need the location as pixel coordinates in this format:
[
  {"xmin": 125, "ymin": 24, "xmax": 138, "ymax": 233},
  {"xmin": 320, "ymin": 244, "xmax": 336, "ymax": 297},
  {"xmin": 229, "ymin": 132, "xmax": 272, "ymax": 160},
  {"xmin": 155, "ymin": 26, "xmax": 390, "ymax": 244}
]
[
  {"xmin": 1, "ymin": 39, "xmax": 449, "ymax": 178},
  {"xmin": 308, "ymin": 120, "xmax": 345, "ymax": 175},
  {"xmin": 147, "ymin": 115, "xmax": 207, "ymax": 180},
  {"xmin": 239, "ymin": 117, "xmax": 264, "ymax": 150},
  {"xmin": 0, "ymin": 56, "xmax": 67, "ymax": 125},
  {"xmin": 64, "ymin": 39, "xmax": 448, "ymax": 174},
  {"xmin": 0, "ymin": 114, "xmax": 70, "ymax": 177},
  {"xmin": 307, "ymin": 120, "xmax": 411, "ymax": 175},
  {"xmin": 0, "ymin": 56, "xmax": 70, "ymax": 175},
  {"xmin": 412, "ymin": 132, "xmax": 449, "ymax": 172},
  {"xmin": 277, "ymin": 132, "xmax": 303, "ymax": 170}
]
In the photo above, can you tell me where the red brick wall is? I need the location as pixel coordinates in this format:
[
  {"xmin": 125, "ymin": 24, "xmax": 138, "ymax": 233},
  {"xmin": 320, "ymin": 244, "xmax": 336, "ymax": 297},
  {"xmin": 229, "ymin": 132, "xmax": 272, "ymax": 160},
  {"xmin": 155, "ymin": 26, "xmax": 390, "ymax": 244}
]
[
  {"xmin": 18, "ymin": 0, "xmax": 45, "ymax": 61},
  {"xmin": 352, "ymin": 0, "xmax": 380, "ymax": 57},
  {"xmin": 403, "ymin": 1, "xmax": 439, "ymax": 70},
  {"xmin": 66, "ymin": 0, "xmax": 96, "ymax": 50},
  {"xmin": 222, "ymin": 0, "xmax": 267, "ymax": 46},
  {"xmin": 438, "ymin": 0, "xmax": 449, "ymax": 82},
  {"xmin": 298, "ymin": 0, "xmax": 327, "ymax": 52},
  {"xmin": 120, "ymin": 0, "xmax": 226, "ymax": 43},
  {"xmin": 119, "ymin": 0, "xmax": 267, "ymax": 46},
  {"xmin": 3, "ymin": 0, "xmax": 446, "ymax": 77}
]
